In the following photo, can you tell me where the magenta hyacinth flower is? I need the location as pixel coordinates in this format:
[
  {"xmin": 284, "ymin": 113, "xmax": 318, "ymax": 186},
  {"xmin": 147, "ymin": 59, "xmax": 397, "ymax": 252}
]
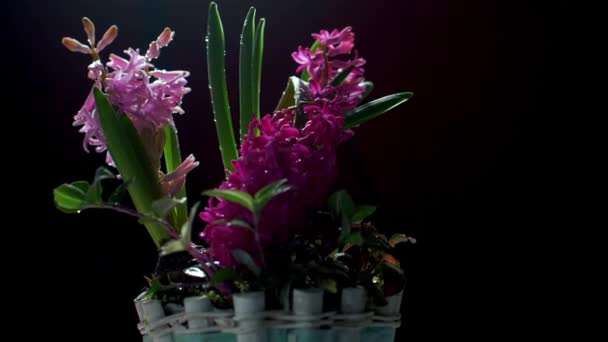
[
  {"xmin": 292, "ymin": 27, "xmax": 366, "ymax": 112},
  {"xmin": 201, "ymin": 28, "xmax": 366, "ymax": 267}
]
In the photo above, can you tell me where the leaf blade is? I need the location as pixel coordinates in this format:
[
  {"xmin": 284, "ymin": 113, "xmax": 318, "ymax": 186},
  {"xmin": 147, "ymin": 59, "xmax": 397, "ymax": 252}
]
[
  {"xmin": 210, "ymin": 267, "xmax": 239, "ymax": 285},
  {"xmin": 94, "ymin": 88, "xmax": 169, "ymax": 246},
  {"xmin": 85, "ymin": 167, "xmax": 115, "ymax": 204},
  {"xmin": 352, "ymin": 205, "xmax": 376, "ymax": 224},
  {"xmin": 344, "ymin": 92, "xmax": 413, "ymax": 129},
  {"xmin": 232, "ymin": 248, "xmax": 261, "ymax": 277},
  {"xmin": 202, "ymin": 189, "xmax": 254, "ymax": 212},
  {"xmin": 181, "ymin": 201, "xmax": 201, "ymax": 245},
  {"xmin": 163, "ymin": 125, "xmax": 188, "ymax": 227},
  {"xmin": 388, "ymin": 233, "xmax": 417, "ymax": 247},
  {"xmin": 254, "ymin": 178, "xmax": 291, "ymax": 212},
  {"xmin": 107, "ymin": 179, "xmax": 130, "ymax": 204},
  {"xmin": 330, "ymin": 65, "xmax": 354, "ymax": 87},
  {"xmin": 227, "ymin": 219, "xmax": 255, "ymax": 232},
  {"xmin": 328, "ymin": 190, "xmax": 356, "ymax": 244},
  {"xmin": 251, "ymin": 18, "xmax": 265, "ymax": 124},
  {"xmin": 239, "ymin": 7, "xmax": 256, "ymax": 141},
  {"xmin": 151, "ymin": 197, "xmax": 187, "ymax": 219},
  {"xmin": 53, "ymin": 183, "xmax": 88, "ymax": 213},
  {"xmin": 207, "ymin": 2, "xmax": 238, "ymax": 171},
  {"xmin": 359, "ymin": 81, "xmax": 374, "ymax": 101}
]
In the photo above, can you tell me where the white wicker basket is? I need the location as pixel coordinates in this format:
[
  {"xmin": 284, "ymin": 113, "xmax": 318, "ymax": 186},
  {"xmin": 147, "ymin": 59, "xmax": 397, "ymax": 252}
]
[{"xmin": 137, "ymin": 288, "xmax": 403, "ymax": 342}]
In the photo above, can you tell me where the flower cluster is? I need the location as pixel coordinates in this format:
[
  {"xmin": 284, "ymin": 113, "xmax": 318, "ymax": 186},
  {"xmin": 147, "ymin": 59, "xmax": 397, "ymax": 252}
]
[
  {"xmin": 63, "ymin": 18, "xmax": 196, "ymax": 194},
  {"xmin": 292, "ymin": 27, "xmax": 366, "ymax": 112},
  {"xmin": 200, "ymin": 27, "xmax": 366, "ymax": 267}
]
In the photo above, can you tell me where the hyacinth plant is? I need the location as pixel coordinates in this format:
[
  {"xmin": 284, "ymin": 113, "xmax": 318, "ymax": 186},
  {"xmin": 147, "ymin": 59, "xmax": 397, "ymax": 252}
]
[{"xmin": 53, "ymin": 2, "xmax": 414, "ymax": 308}]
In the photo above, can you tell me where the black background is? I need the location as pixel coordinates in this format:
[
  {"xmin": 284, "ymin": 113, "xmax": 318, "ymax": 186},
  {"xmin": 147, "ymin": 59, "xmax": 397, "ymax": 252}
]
[{"xmin": 7, "ymin": 0, "xmax": 550, "ymax": 340}]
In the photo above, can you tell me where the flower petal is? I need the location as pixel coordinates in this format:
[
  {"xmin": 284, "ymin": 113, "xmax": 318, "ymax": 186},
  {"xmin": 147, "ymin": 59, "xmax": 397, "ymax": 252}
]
[
  {"xmin": 82, "ymin": 17, "xmax": 96, "ymax": 46},
  {"xmin": 62, "ymin": 37, "xmax": 91, "ymax": 54},
  {"xmin": 96, "ymin": 25, "xmax": 118, "ymax": 52}
]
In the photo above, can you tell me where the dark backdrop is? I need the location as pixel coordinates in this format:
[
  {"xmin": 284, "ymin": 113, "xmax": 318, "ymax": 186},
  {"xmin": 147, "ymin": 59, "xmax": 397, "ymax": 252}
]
[{"xmin": 7, "ymin": 0, "xmax": 547, "ymax": 340}]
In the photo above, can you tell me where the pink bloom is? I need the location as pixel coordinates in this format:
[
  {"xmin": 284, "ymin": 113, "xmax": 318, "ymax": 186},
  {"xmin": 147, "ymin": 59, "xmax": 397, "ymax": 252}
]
[
  {"xmin": 156, "ymin": 28, "xmax": 175, "ymax": 47},
  {"xmin": 312, "ymin": 27, "xmax": 355, "ymax": 57},
  {"xmin": 291, "ymin": 46, "xmax": 324, "ymax": 76},
  {"xmin": 146, "ymin": 28, "xmax": 175, "ymax": 60},
  {"xmin": 73, "ymin": 85, "xmax": 105, "ymax": 153},
  {"xmin": 87, "ymin": 61, "xmax": 104, "ymax": 80},
  {"xmin": 292, "ymin": 28, "xmax": 366, "ymax": 114},
  {"xmin": 162, "ymin": 154, "xmax": 199, "ymax": 197},
  {"xmin": 71, "ymin": 27, "xmax": 190, "ymax": 169},
  {"xmin": 104, "ymin": 48, "xmax": 191, "ymax": 131}
]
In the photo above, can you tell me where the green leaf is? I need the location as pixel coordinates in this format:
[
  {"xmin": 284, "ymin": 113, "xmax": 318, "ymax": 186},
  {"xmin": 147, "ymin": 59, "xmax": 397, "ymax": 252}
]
[
  {"xmin": 163, "ymin": 125, "xmax": 188, "ymax": 227},
  {"xmin": 328, "ymin": 190, "xmax": 356, "ymax": 218},
  {"xmin": 142, "ymin": 276, "xmax": 165, "ymax": 300},
  {"xmin": 382, "ymin": 257, "xmax": 404, "ymax": 275},
  {"xmin": 344, "ymin": 92, "xmax": 413, "ymax": 129},
  {"xmin": 107, "ymin": 179, "xmax": 130, "ymax": 204},
  {"xmin": 359, "ymin": 81, "xmax": 374, "ymax": 101},
  {"xmin": 181, "ymin": 201, "xmax": 201, "ymax": 245},
  {"xmin": 320, "ymin": 278, "xmax": 338, "ymax": 293},
  {"xmin": 160, "ymin": 239, "xmax": 186, "ymax": 256},
  {"xmin": 84, "ymin": 183, "xmax": 102, "ymax": 204},
  {"xmin": 330, "ymin": 66, "xmax": 355, "ymax": 87},
  {"xmin": 94, "ymin": 88, "xmax": 169, "ymax": 246},
  {"xmin": 275, "ymin": 77, "xmax": 296, "ymax": 111},
  {"xmin": 312, "ymin": 263, "xmax": 350, "ymax": 282},
  {"xmin": 346, "ymin": 231, "xmax": 364, "ymax": 246},
  {"xmin": 138, "ymin": 216, "xmax": 157, "ymax": 226},
  {"xmin": 388, "ymin": 233, "xmax": 417, "ymax": 247},
  {"xmin": 328, "ymin": 190, "xmax": 356, "ymax": 244},
  {"xmin": 227, "ymin": 219, "xmax": 255, "ymax": 232},
  {"xmin": 274, "ymin": 77, "xmax": 312, "ymax": 128},
  {"xmin": 151, "ymin": 197, "xmax": 187, "ymax": 219},
  {"xmin": 364, "ymin": 233, "xmax": 392, "ymax": 251},
  {"xmin": 71, "ymin": 181, "xmax": 90, "ymax": 194},
  {"xmin": 203, "ymin": 189, "xmax": 254, "ymax": 212},
  {"xmin": 366, "ymin": 279, "xmax": 388, "ymax": 306},
  {"xmin": 94, "ymin": 166, "xmax": 114, "ymax": 182},
  {"xmin": 239, "ymin": 7, "xmax": 256, "ymax": 141},
  {"xmin": 85, "ymin": 167, "xmax": 115, "ymax": 204},
  {"xmin": 232, "ymin": 249, "xmax": 261, "ymax": 277},
  {"xmin": 352, "ymin": 205, "xmax": 376, "ymax": 224},
  {"xmin": 53, "ymin": 182, "xmax": 88, "ymax": 213},
  {"xmin": 254, "ymin": 178, "xmax": 291, "ymax": 213},
  {"xmin": 275, "ymin": 76, "xmax": 312, "ymax": 128},
  {"xmin": 339, "ymin": 215, "xmax": 352, "ymax": 244},
  {"xmin": 301, "ymin": 40, "xmax": 319, "ymax": 81},
  {"xmin": 207, "ymin": 2, "xmax": 238, "ymax": 171},
  {"xmin": 294, "ymin": 79, "xmax": 313, "ymax": 128},
  {"xmin": 210, "ymin": 267, "xmax": 239, "ymax": 285},
  {"xmin": 251, "ymin": 18, "xmax": 265, "ymax": 124}
]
